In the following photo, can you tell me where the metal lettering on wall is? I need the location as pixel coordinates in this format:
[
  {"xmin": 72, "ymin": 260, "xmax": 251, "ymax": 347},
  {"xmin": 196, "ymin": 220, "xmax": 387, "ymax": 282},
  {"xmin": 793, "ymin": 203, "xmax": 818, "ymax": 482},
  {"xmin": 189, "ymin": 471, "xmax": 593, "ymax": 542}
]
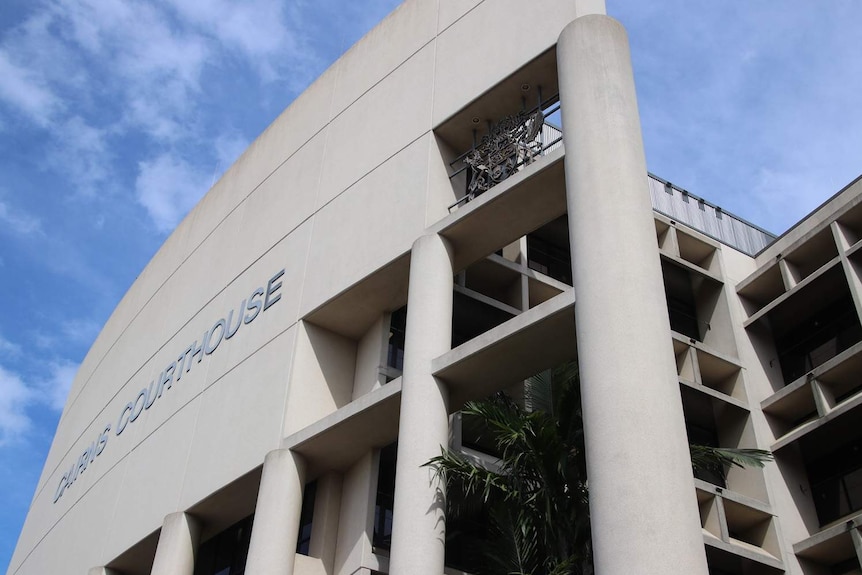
[{"xmin": 52, "ymin": 269, "xmax": 286, "ymax": 504}]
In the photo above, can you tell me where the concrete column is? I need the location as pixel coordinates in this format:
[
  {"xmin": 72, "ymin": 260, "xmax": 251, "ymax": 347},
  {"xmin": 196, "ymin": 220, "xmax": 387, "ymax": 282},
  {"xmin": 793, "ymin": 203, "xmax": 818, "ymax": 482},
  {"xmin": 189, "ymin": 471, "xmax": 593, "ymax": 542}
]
[
  {"xmin": 309, "ymin": 472, "xmax": 343, "ymax": 573},
  {"xmin": 388, "ymin": 234, "xmax": 454, "ymax": 575},
  {"xmin": 88, "ymin": 568, "xmax": 120, "ymax": 575},
  {"xmin": 334, "ymin": 452, "xmax": 377, "ymax": 575},
  {"xmin": 151, "ymin": 512, "xmax": 200, "ymax": 575},
  {"xmin": 245, "ymin": 449, "xmax": 307, "ymax": 575},
  {"xmin": 558, "ymin": 15, "xmax": 709, "ymax": 575}
]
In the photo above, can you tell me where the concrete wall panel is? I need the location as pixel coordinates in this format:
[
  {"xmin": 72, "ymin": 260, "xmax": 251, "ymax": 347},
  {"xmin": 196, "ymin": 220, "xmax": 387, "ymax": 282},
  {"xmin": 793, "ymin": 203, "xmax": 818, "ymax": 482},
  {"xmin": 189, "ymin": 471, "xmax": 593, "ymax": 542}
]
[
  {"xmin": 8, "ymin": 458, "xmax": 126, "ymax": 575},
  {"xmin": 223, "ymin": 65, "xmax": 339, "ymax": 210},
  {"xmin": 437, "ymin": 0, "xmax": 484, "ymax": 33},
  {"xmin": 432, "ymin": 0, "xmax": 580, "ymax": 126},
  {"xmin": 180, "ymin": 327, "xmax": 297, "ymax": 509},
  {"xmin": 330, "ymin": 0, "xmax": 438, "ymax": 116},
  {"xmin": 301, "ymin": 136, "xmax": 430, "ymax": 316},
  {"xmin": 239, "ymin": 130, "xmax": 326, "ymax": 262},
  {"xmin": 104, "ymin": 399, "xmax": 201, "ymax": 562},
  {"xmin": 283, "ymin": 322, "xmax": 356, "ymax": 437},
  {"xmin": 317, "ymin": 43, "xmax": 435, "ymax": 207}
]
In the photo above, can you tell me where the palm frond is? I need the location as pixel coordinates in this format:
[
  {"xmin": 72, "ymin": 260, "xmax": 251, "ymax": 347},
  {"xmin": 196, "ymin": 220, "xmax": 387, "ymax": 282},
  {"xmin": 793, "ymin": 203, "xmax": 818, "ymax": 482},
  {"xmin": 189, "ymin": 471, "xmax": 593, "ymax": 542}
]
[
  {"xmin": 483, "ymin": 505, "xmax": 541, "ymax": 575},
  {"xmin": 524, "ymin": 368, "xmax": 556, "ymax": 415},
  {"xmin": 424, "ymin": 448, "xmax": 509, "ymax": 504},
  {"xmin": 690, "ymin": 445, "xmax": 773, "ymax": 472}
]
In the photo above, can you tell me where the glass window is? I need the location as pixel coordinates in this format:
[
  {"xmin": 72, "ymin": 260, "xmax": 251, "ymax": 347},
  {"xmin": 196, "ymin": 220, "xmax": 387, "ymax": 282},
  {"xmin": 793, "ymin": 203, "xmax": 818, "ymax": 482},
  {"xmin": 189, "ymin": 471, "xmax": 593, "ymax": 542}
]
[
  {"xmin": 775, "ymin": 293, "xmax": 862, "ymax": 385},
  {"xmin": 296, "ymin": 480, "xmax": 317, "ymax": 555},
  {"xmin": 808, "ymin": 435, "xmax": 862, "ymax": 525},
  {"xmin": 662, "ymin": 261, "xmax": 701, "ymax": 341},
  {"xmin": 373, "ymin": 444, "xmax": 397, "ymax": 551},
  {"xmin": 194, "ymin": 515, "xmax": 253, "ymax": 575},
  {"xmin": 387, "ymin": 308, "xmax": 407, "ymax": 373}
]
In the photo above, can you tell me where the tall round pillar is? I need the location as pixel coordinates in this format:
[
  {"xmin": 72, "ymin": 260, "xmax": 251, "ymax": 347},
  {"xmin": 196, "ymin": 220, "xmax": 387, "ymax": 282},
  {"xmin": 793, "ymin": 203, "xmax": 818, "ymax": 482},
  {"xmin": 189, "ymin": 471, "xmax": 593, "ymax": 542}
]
[
  {"xmin": 151, "ymin": 512, "xmax": 200, "ymax": 575},
  {"xmin": 388, "ymin": 234, "xmax": 454, "ymax": 575},
  {"xmin": 245, "ymin": 449, "xmax": 307, "ymax": 575},
  {"xmin": 558, "ymin": 15, "xmax": 709, "ymax": 575}
]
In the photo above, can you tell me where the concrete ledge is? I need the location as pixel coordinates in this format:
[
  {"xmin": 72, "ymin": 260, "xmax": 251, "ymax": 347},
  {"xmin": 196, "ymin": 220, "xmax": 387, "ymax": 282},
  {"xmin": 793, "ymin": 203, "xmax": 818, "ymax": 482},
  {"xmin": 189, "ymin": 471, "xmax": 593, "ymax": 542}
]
[
  {"xmin": 772, "ymin": 391, "xmax": 862, "ymax": 451},
  {"xmin": 661, "ymin": 251, "xmax": 724, "ymax": 284},
  {"xmin": 743, "ymin": 257, "xmax": 842, "ymax": 328},
  {"xmin": 681, "ymin": 379, "xmax": 749, "ymax": 411},
  {"xmin": 793, "ymin": 510, "xmax": 862, "ymax": 561},
  {"xmin": 430, "ymin": 147, "xmax": 567, "ymax": 272},
  {"xmin": 283, "ymin": 379, "xmax": 402, "ymax": 476},
  {"xmin": 704, "ymin": 535, "xmax": 783, "ymax": 570},
  {"xmin": 433, "ymin": 289, "xmax": 576, "ymax": 409}
]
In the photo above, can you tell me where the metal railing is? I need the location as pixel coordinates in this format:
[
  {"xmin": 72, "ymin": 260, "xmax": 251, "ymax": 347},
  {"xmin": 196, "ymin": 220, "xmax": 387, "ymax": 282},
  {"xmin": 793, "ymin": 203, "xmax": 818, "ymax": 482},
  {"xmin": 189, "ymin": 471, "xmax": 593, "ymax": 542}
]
[
  {"xmin": 447, "ymin": 96, "xmax": 562, "ymax": 212},
  {"xmin": 445, "ymin": 99, "xmax": 777, "ymax": 256}
]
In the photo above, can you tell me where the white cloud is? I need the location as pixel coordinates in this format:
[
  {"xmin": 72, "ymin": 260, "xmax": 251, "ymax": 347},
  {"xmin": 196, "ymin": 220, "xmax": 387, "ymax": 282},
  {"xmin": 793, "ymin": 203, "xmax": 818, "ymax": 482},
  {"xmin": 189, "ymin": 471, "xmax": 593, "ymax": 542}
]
[
  {"xmin": 48, "ymin": 116, "xmax": 112, "ymax": 196},
  {"xmin": 32, "ymin": 319, "xmax": 102, "ymax": 351},
  {"xmin": 163, "ymin": 0, "xmax": 304, "ymax": 81},
  {"xmin": 136, "ymin": 154, "xmax": 208, "ymax": 233},
  {"xmin": 0, "ymin": 200, "xmax": 41, "ymax": 235},
  {"xmin": 211, "ymin": 132, "xmax": 250, "ymax": 184},
  {"xmin": 0, "ymin": 50, "xmax": 61, "ymax": 126},
  {"xmin": 39, "ymin": 360, "xmax": 78, "ymax": 412},
  {"xmin": 0, "ymin": 365, "xmax": 33, "ymax": 445},
  {"xmin": 0, "ymin": 356, "xmax": 80, "ymax": 446},
  {"xmin": 61, "ymin": 319, "xmax": 101, "ymax": 347},
  {"xmin": 52, "ymin": 0, "xmax": 211, "ymax": 141},
  {"xmin": 0, "ymin": 333, "xmax": 22, "ymax": 358}
]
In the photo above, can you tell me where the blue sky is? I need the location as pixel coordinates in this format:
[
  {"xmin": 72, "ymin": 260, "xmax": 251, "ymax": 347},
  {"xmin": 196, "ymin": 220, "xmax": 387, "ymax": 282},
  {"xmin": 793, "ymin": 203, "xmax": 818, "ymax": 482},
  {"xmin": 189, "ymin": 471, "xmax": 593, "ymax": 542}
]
[{"xmin": 0, "ymin": 0, "xmax": 860, "ymax": 570}]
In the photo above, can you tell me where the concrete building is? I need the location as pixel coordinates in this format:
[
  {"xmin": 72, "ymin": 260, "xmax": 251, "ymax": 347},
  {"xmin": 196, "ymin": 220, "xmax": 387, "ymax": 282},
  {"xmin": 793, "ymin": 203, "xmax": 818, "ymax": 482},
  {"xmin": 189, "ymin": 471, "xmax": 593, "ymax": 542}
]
[{"xmin": 8, "ymin": 1, "xmax": 862, "ymax": 574}]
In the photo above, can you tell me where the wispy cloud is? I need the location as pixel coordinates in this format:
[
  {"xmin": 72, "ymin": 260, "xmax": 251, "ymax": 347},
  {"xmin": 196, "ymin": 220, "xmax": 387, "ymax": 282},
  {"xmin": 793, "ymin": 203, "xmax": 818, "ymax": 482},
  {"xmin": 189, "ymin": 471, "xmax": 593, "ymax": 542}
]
[
  {"xmin": 0, "ymin": 0, "xmax": 341, "ymax": 235},
  {"xmin": 39, "ymin": 360, "xmax": 78, "ymax": 412},
  {"xmin": 47, "ymin": 116, "xmax": 113, "ymax": 196},
  {"xmin": 0, "ymin": 50, "xmax": 61, "ymax": 126},
  {"xmin": 136, "ymin": 153, "xmax": 208, "ymax": 233},
  {"xmin": 0, "ymin": 333, "xmax": 22, "ymax": 358},
  {"xmin": 0, "ymin": 365, "xmax": 33, "ymax": 445},
  {"xmin": 0, "ymin": 356, "xmax": 79, "ymax": 446},
  {"xmin": 211, "ymin": 132, "xmax": 250, "ymax": 184},
  {"xmin": 619, "ymin": 0, "xmax": 862, "ymax": 233},
  {"xmin": 0, "ymin": 200, "xmax": 41, "ymax": 236},
  {"xmin": 31, "ymin": 319, "xmax": 102, "ymax": 352},
  {"xmin": 163, "ymin": 0, "xmax": 305, "ymax": 81}
]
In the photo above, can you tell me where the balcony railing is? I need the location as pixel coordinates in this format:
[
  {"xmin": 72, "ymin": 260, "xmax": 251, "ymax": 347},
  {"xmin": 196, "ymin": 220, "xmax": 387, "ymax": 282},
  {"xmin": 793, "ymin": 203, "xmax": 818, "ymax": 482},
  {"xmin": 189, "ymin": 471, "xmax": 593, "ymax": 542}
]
[
  {"xmin": 448, "ymin": 96, "xmax": 562, "ymax": 212},
  {"xmin": 447, "ymin": 102, "xmax": 776, "ymax": 256}
]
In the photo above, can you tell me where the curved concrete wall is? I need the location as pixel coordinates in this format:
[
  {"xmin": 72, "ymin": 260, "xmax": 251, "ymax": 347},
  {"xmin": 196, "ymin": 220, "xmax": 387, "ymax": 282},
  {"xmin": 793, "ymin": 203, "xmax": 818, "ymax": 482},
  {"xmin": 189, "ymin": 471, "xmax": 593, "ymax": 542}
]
[{"xmin": 8, "ymin": 2, "xmax": 586, "ymax": 573}]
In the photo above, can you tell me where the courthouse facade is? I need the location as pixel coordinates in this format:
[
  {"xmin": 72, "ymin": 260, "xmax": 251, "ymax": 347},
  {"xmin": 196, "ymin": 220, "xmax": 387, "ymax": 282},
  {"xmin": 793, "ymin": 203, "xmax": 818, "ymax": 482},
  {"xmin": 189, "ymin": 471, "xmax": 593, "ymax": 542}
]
[{"xmin": 9, "ymin": 1, "xmax": 862, "ymax": 574}]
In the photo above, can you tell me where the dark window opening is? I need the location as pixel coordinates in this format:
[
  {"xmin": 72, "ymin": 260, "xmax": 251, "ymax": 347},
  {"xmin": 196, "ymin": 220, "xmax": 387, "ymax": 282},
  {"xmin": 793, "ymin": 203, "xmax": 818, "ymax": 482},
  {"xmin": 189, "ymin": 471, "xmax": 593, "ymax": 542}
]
[
  {"xmin": 387, "ymin": 307, "xmax": 407, "ymax": 374},
  {"xmin": 526, "ymin": 218, "xmax": 572, "ymax": 286},
  {"xmin": 296, "ymin": 480, "xmax": 317, "ymax": 555},
  {"xmin": 373, "ymin": 443, "xmax": 397, "ymax": 551},
  {"xmin": 452, "ymin": 291, "xmax": 515, "ymax": 348},
  {"xmin": 460, "ymin": 412, "xmax": 502, "ymax": 458},
  {"xmin": 775, "ymin": 293, "xmax": 862, "ymax": 385},
  {"xmin": 681, "ymin": 387, "xmax": 725, "ymax": 488},
  {"xmin": 194, "ymin": 515, "xmax": 254, "ymax": 575},
  {"xmin": 663, "ymin": 261, "xmax": 701, "ymax": 341},
  {"xmin": 831, "ymin": 557, "xmax": 862, "ymax": 575},
  {"xmin": 807, "ymin": 434, "xmax": 862, "ymax": 526},
  {"xmin": 444, "ymin": 488, "xmax": 491, "ymax": 573}
]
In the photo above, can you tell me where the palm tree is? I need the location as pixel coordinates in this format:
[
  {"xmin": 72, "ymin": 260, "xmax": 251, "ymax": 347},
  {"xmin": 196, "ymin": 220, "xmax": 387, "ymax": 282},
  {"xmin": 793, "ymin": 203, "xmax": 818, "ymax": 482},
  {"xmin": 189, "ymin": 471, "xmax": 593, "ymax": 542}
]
[{"xmin": 427, "ymin": 362, "xmax": 771, "ymax": 575}]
